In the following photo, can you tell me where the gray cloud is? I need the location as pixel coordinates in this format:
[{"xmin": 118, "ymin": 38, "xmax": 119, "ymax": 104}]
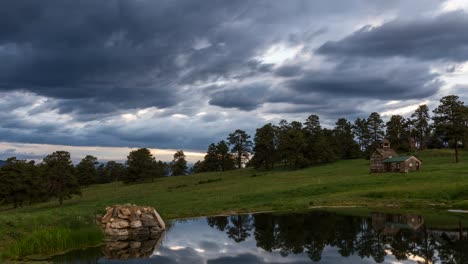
[
  {"xmin": 0, "ymin": 0, "xmax": 464, "ymax": 152},
  {"xmin": 317, "ymin": 11, "xmax": 468, "ymax": 62},
  {"xmin": 209, "ymin": 84, "xmax": 270, "ymax": 111},
  {"xmin": 286, "ymin": 61, "xmax": 440, "ymax": 100}
]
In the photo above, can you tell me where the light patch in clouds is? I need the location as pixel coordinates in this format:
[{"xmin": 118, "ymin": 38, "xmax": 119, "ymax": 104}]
[
  {"xmin": 257, "ymin": 44, "xmax": 303, "ymax": 65},
  {"xmin": 0, "ymin": 142, "xmax": 204, "ymax": 163},
  {"xmin": 193, "ymin": 38, "xmax": 212, "ymax": 50},
  {"xmin": 385, "ymin": 100, "xmax": 401, "ymax": 106},
  {"xmin": 442, "ymin": 0, "xmax": 468, "ymax": 12},
  {"xmin": 380, "ymin": 100, "xmax": 430, "ymax": 117}
]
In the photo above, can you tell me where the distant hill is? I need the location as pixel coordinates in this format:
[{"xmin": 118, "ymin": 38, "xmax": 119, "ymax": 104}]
[{"xmin": 0, "ymin": 160, "xmax": 5, "ymax": 167}]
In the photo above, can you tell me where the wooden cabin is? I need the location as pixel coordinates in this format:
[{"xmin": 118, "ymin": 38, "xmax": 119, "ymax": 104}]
[
  {"xmin": 382, "ymin": 156, "xmax": 422, "ymax": 173},
  {"xmin": 370, "ymin": 139, "xmax": 397, "ymax": 173},
  {"xmin": 370, "ymin": 139, "xmax": 422, "ymax": 173}
]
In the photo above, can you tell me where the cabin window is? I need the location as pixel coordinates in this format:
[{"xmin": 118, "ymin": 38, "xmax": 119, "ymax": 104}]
[{"xmin": 409, "ymin": 163, "xmax": 413, "ymax": 167}]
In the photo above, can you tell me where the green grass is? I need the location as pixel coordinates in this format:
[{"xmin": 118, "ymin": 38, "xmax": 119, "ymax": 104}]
[
  {"xmin": 2, "ymin": 227, "xmax": 103, "ymax": 260},
  {"xmin": 1, "ymin": 149, "xmax": 468, "ymax": 260}
]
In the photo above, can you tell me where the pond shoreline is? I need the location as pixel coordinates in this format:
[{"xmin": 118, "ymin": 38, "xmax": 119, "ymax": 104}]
[
  {"xmin": 12, "ymin": 205, "xmax": 468, "ymax": 263},
  {"xmin": 50, "ymin": 208, "xmax": 468, "ymax": 264}
]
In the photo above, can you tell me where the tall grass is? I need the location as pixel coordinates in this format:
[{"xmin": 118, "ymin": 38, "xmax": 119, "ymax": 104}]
[{"xmin": 1, "ymin": 226, "xmax": 103, "ymax": 260}]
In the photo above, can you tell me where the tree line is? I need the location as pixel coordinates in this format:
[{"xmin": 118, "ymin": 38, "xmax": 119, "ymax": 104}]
[
  {"xmin": 0, "ymin": 149, "xmax": 189, "ymax": 208},
  {"xmin": 1, "ymin": 94, "xmax": 466, "ymax": 207},
  {"xmin": 195, "ymin": 94, "xmax": 468, "ymax": 171}
]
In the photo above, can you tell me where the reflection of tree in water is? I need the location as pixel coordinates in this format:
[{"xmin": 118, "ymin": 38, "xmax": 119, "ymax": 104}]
[
  {"xmin": 355, "ymin": 221, "xmax": 387, "ymax": 263},
  {"xmin": 207, "ymin": 215, "xmax": 253, "ymax": 242},
  {"xmin": 206, "ymin": 212, "xmax": 468, "ymax": 263},
  {"xmin": 226, "ymin": 215, "xmax": 253, "ymax": 242},
  {"xmin": 438, "ymin": 239, "xmax": 468, "ymax": 264},
  {"xmin": 207, "ymin": 216, "xmax": 229, "ymax": 231}
]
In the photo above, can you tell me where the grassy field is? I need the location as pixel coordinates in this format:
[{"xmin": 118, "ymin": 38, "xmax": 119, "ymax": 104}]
[{"xmin": 1, "ymin": 149, "xmax": 468, "ymax": 260}]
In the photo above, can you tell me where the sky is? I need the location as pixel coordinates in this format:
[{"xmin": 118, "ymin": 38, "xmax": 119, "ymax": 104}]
[{"xmin": 1, "ymin": 0, "xmax": 468, "ymax": 163}]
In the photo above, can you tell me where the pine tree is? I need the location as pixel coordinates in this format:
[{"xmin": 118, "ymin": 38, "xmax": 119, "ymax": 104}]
[
  {"xmin": 367, "ymin": 112, "xmax": 385, "ymax": 143},
  {"xmin": 42, "ymin": 151, "xmax": 81, "ymax": 206},
  {"xmin": 216, "ymin": 140, "xmax": 235, "ymax": 171},
  {"xmin": 411, "ymin": 104, "xmax": 431, "ymax": 149},
  {"xmin": 76, "ymin": 155, "xmax": 98, "ymax": 186},
  {"xmin": 125, "ymin": 148, "xmax": 157, "ymax": 183},
  {"xmin": 334, "ymin": 118, "xmax": 360, "ymax": 159},
  {"xmin": 0, "ymin": 158, "xmax": 36, "ymax": 208},
  {"xmin": 433, "ymin": 95, "xmax": 467, "ymax": 163},
  {"xmin": 278, "ymin": 121, "xmax": 307, "ymax": 168},
  {"xmin": 171, "ymin": 150, "xmax": 188, "ymax": 176},
  {"xmin": 353, "ymin": 117, "xmax": 371, "ymax": 152},
  {"xmin": 386, "ymin": 115, "xmax": 406, "ymax": 150},
  {"xmin": 227, "ymin": 129, "xmax": 253, "ymax": 169},
  {"xmin": 203, "ymin": 143, "xmax": 220, "ymax": 171},
  {"xmin": 105, "ymin": 161, "xmax": 126, "ymax": 182},
  {"xmin": 252, "ymin": 123, "xmax": 278, "ymax": 169}
]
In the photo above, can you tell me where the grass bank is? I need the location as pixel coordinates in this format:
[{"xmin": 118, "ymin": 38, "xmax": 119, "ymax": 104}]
[{"xmin": 1, "ymin": 149, "xmax": 467, "ymax": 260}]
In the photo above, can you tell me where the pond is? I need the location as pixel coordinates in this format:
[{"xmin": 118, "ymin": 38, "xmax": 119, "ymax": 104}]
[{"xmin": 52, "ymin": 210, "xmax": 468, "ymax": 263}]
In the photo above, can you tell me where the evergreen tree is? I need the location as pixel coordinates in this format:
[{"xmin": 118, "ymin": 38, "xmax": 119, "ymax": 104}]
[
  {"xmin": 320, "ymin": 128, "xmax": 339, "ymax": 163},
  {"xmin": 367, "ymin": 112, "xmax": 385, "ymax": 143},
  {"xmin": 386, "ymin": 115, "xmax": 406, "ymax": 150},
  {"xmin": 171, "ymin": 150, "xmax": 188, "ymax": 176},
  {"xmin": 191, "ymin": 160, "xmax": 204, "ymax": 174},
  {"xmin": 75, "ymin": 155, "xmax": 98, "ymax": 186},
  {"xmin": 411, "ymin": 104, "xmax": 431, "ymax": 149},
  {"xmin": 433, "ymin": 95, "xmax": 467, "ymax": 163},
  {"xmin": 95, "ymin": 163, "xmax": 108, "ymax": 184},
  {"xmin": 42, "ymin": 151, "xmax": 81, "ymax": 206},
  {"xmin": 216, "ymin": 140, "xmax": 235, "ymax": 171},
  {"xmin": 334, "ymin": 118, "xmax": 360, "ymax": 159},
  {"xmin": 105, "ymin": 161, "xmax": 126, "ymax": 182},
  {"xmin": 227, "ymin": 129, "xmax": 253, "ymax": 169},
  {"xmin": 278, "ymin": 121, "xmax": 307, "ymax": 168},
  {"xmin": 353, "ymin": 118, "xmax": 371, "ymax": 152},
  {"xmin": 304, "ymin": 115, "xmax": 321, "ymax": 135},
  {"xmin": 203, "ymin": 143, "xmax": 220, "ymax": 171},
  {"xmin": 125, "ymin": 148, "xmax": 156, "ymax": 183},
  {"xmin": 304, "ymin": 115, "xmax": 327, "ymax": 165},
  {"xmin": 0, "ymin": 158, "xmax": 36, "ymax": 208},
  {"xmin": 252, "ymin": 123, "xmax": 278, "ymax": 169}
]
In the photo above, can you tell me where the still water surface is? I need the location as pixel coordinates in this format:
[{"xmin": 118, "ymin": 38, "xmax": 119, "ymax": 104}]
[{"xmin": 52, "ymin": 210, "xmax": 468, "ymax": 264}]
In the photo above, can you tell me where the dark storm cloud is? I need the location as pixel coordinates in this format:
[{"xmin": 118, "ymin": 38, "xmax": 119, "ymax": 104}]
[
  {"xmin": 270, "ymin": 56, "xmax": 441, "ymax": 105},
  {"xmin": 205, "ymin": 56, "xmax": 441, "ymax": 112},
  {"xmin": 0, "ymin": 0, "xmax": 282, "ymax": 115},
  {"xmin": 274, "ymin": 65, "xmax": 303, "ymax": 77},
  {"xmin": 317, "ymin": 11, "xmax": 468, "ymax": 62},
  {"xmin": 209, "ymin": 84, "xmax": 270, "ymax": 110},
  {"xmin": 287, "ymin": 67, "xmax": 439, "ymax": 100},
  {"xmin": 1, "ymin": 0, "xmax": 344, "ymax": 117},
  {"xmin": 0, "ymin": 0, "xmax": 461, "ymax": 151}
]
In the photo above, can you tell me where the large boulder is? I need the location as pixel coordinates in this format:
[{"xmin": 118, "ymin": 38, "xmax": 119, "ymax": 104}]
[{"xmin": 101, "ymin": 204, "xmax": 165, "ymax": 241}]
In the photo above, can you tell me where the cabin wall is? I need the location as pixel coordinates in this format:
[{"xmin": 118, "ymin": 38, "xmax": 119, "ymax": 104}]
[
  {"xmin": 370, "ymin": 153, "xmax": 384, "ymax": 172},
  {"xmin": 403, "ymin": 157, "xmax": 421, "ymax": 172}
]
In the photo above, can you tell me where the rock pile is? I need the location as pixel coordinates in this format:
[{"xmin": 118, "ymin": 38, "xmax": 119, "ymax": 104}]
[
  {"xmin": 101, "ymin": 204, "xmax": 166, "ymax": 241},
  {"xmin": 102, "ymin": 232, "xmax": 164, "ymax": 259}
]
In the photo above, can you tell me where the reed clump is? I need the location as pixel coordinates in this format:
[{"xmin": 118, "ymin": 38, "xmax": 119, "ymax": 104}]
[{"xmin": 2, "ymin": 226, "xmax": 103, "ymax": 260}]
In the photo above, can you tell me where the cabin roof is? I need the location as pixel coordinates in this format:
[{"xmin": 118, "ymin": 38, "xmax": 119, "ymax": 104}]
[
  {"xmin": 375, "ymin": 148, "xmax": 398, "ymax": 159},
  {"xmin": 383, "ymin": 156, "xmax": 417, "ymax": 163}
]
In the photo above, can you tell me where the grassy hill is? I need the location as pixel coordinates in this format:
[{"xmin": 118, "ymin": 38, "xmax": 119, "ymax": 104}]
[{"xmin": 1, "ymin": 149, "xmax": 468, "ymax": 259}]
